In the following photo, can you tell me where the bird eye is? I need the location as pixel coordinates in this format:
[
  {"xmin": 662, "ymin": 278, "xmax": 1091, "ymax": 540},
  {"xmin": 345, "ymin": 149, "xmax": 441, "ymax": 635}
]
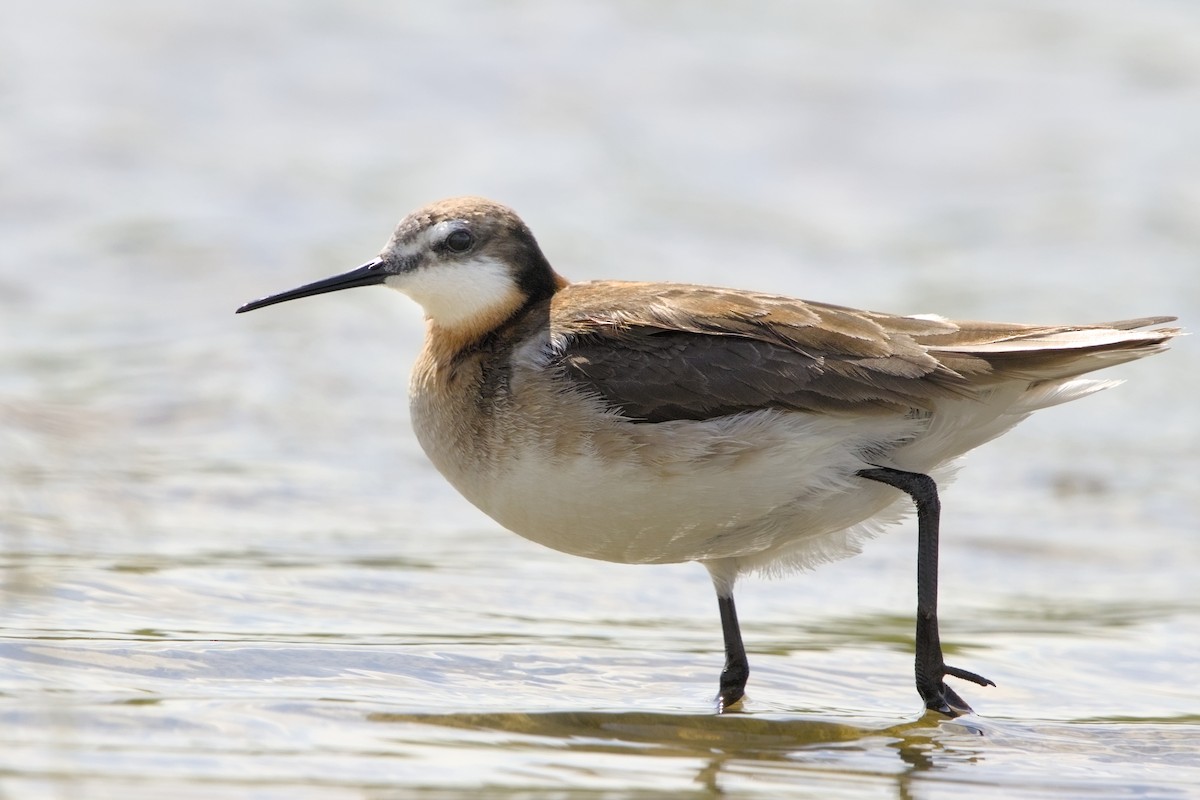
[{"xmin": 444, "ymin": 228, "xmax": 474, "ymax": 253}]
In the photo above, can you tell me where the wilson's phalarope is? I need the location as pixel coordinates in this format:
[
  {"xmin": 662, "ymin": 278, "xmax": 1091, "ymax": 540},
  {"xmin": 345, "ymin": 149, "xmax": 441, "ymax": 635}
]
[{"xmin": 238, "ymin": 197, "xmax": 1180, "ymax": 716}]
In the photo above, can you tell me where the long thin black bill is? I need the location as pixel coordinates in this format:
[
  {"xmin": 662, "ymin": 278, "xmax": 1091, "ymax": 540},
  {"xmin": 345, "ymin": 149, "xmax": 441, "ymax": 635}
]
[{"xmin": 236, "ymin": 260, "xmax": 388, "ymax": 314}]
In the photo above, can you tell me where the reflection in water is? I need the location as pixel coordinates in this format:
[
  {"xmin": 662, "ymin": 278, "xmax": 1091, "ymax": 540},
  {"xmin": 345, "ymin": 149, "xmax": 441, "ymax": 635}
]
[
  {"xmin": 370, "ymin": 709, "xmax": 989, "ymax": 795},
  {"xmin": 368, "ymin": 709, "xmax": 1199, "ymax": 796}
]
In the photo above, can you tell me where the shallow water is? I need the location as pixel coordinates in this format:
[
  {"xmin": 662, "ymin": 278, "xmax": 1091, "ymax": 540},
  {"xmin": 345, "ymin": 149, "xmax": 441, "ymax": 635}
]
[{"xmin": 2, "ymin": 1, "xmax": 1198, "ymax": 797}]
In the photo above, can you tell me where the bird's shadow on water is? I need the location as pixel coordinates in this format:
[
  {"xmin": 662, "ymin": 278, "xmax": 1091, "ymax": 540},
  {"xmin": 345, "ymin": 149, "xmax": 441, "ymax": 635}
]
[{"xmin": 369, "ymin": 706, "xmax": 987, "ymax": 795}]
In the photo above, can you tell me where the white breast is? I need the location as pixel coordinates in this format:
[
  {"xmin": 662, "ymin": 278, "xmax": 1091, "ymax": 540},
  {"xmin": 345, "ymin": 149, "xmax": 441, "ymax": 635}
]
[
  {"xmin": 413, "ymin": 363, "xmax": 930, "ymax": 572},
  {"xmin": 408, "ymin": 332, "xmax": 1095, "ymax": 580}
]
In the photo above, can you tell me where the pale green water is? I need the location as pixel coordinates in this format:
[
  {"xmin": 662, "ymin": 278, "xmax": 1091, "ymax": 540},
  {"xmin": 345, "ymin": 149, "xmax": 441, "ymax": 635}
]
[{"xmin": 2, "ymin": 1, "xmax": 1198, "ymax": 798}]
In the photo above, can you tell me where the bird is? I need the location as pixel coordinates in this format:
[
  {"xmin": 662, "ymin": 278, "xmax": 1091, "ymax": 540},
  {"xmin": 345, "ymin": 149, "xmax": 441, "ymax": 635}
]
[{"xmin": 237, "ymin": 196, "xmax": 1180, "ymax": 716}]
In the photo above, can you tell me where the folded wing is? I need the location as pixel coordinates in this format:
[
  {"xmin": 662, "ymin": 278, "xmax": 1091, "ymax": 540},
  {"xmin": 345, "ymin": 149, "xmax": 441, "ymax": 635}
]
[{"xmin": 547, "ymin": 282, "xmax": 1179, "ymax": 423}]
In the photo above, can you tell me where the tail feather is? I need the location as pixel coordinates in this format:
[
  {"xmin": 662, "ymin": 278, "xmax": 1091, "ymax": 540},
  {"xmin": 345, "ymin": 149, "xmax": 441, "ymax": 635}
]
[
  {"xmin": 927, "ymin": 319, "xmax": 1181, "ymax": 384},
  {"xmin": 1012, "ymin": 378, "xmax": 1123, "ymax": 413},
  {"xmin": 894, "ymin": 318, "xmax": 1181, "ymax": 472},
  {"xmin": 1089, "ymin": 316, "xmax": 1178, "ymax": 330}
]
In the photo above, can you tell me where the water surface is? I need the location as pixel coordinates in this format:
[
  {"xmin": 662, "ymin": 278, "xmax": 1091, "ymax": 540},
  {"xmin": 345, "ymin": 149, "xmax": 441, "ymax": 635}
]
[{"xmin": 2, "ymin": 1, "xmax": 1198, "ymax": 797}]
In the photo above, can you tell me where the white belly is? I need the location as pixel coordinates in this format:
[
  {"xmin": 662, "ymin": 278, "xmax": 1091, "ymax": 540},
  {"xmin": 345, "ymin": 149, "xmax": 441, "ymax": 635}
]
[
  {"xmin": 430, "ymin": 406, "xmax": 928, "ymax": 569},
  {"xmin": 412, "ymin": 355, "xmax": 1052, "ymax": 580}
]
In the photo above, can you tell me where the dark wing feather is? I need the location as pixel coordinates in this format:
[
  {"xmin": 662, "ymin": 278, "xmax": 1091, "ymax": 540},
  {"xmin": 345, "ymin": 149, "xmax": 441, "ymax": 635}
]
[
  {"xmin": 561, "ymin": 330, "xmax": 956, "ymax": 421},
  {"xmin": 548, "ymin": 283, "xmax": 976, "ymax": 422},
  {"xmin": 546, "ymin": 282, "xmax": 1178, "ymax": 423}
]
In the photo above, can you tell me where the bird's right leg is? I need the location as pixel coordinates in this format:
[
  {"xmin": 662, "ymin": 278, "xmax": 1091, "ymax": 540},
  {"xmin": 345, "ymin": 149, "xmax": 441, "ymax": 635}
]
[{"xmin": 716, "ymin": 592, "xmax": 749, "ymax": 712}]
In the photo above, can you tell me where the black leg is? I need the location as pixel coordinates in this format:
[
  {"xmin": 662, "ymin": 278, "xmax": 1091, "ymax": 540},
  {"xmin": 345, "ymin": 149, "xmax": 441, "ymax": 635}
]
[
  {"xmin": 717, "ymin": 594, "xmax": 749, "ymax": 712},
  {"xmin": 857, "ymin": 466, "xmax": 995, "ymax": 717}
]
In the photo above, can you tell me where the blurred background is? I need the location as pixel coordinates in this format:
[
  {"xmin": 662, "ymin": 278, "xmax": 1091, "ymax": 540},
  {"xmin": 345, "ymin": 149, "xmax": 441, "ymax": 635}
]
[{"xmin": 1, "ymin": 1, "xmax": 1197, "ymax": 798}]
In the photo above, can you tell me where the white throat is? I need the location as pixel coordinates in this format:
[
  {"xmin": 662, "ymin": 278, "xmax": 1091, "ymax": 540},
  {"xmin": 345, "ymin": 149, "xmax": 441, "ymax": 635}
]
[{"xmin": 385, "ymin": 255, "xmax": 521, "ymax": 330}]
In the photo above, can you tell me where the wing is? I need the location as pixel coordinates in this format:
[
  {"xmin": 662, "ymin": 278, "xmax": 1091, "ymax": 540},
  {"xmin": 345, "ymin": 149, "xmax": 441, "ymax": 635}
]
[{"xmin": 546, "ymin": 282, "xmax": 1178, "ymax": 423}]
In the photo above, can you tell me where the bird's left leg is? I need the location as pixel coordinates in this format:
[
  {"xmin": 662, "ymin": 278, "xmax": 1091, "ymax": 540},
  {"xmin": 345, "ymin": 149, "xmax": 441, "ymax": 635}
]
[{"xmin": 857, "ymin": 466, "xmax": 995, "ymax": 717}]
